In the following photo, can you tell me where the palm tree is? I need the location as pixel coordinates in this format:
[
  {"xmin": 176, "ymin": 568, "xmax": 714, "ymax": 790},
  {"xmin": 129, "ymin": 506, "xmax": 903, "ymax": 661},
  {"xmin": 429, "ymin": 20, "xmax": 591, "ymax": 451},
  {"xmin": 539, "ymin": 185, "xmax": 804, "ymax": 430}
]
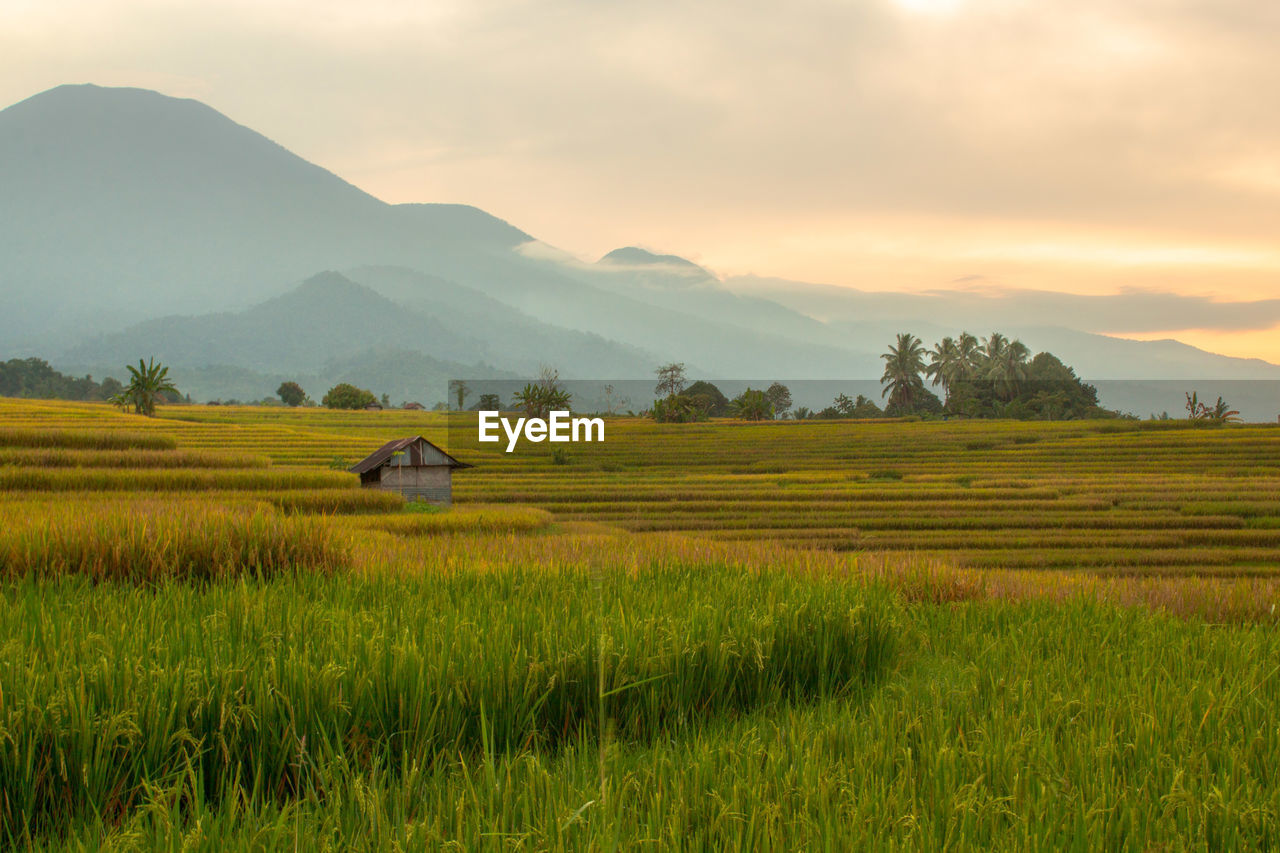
[
  {"xmin": 881, "ymin": 333, "xmax": 927, "ymax": 413},
  {"xmin": 1189, "ymin": 394, "xmax": 1242, "ymax": 424},
  {"xmin": 942, "ymin": 332, "xmax": 984, "ymax": 407},
  {"xmin": 980, "ymin": 332, "xmax": 1009, "ymax": 368},
  {"xmin": 512, "ymin": 382, "xmax": 572, "ymax": 419},
  {"xmin": 926, "ymin": 337, "xmax": 963, "ymax": 402},
  {"xmin": 1210, "ymin": 397, "xmax": 1242, "ymax": 424},
  {"xmin": 731, "ymin": 388, "xmax": 774, "ymax": 421},
  {"xmin": 112, "ymin": 358, "xmax": 178, "ymax": 416},
  {"xmin": 986, "ymin": 338, "xmax": 1031, "ymax": 401},
  {"xmin": 956, "ymin": 332, "xmax": 982, "ymax": 379}
]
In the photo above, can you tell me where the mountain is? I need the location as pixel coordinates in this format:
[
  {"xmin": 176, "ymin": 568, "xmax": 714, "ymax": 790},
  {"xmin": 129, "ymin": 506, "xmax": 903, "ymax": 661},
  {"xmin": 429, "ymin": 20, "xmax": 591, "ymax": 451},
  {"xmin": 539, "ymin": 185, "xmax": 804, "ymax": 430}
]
[
  {"xmin": 342, "ymin": 266, "xmax": 659, "ymax": 376},
  {"xmin": 725, "ymin": 275, "xmax": 1280, "ymax": 337},
  {"xmin": 3, "ymin": 83, "xmax": 1277, "ymax": 394},
  {"xmin": 0, "ymin": 84, "xmax": 876, "ymax": 378},
  {"xmin": 998, "ymin": 327, "xmax": 1280, "ymax": 381},
  {"xmin": 57, "ymin": 271, "xmax": 522, "ymax": 402},
  {"xmin": 353, "ymin": 242, "xmax": 865, "ymax": 377},
  {"xmin": 0, "ymin": 84, "xmax": 526, "ymax": 345},
  {"xmin": 65, "ymin": 266, "xmax": 661, "ymax": 377},
  {"xmin": 726, "ymin": 276, "xmax": 1280, "ymax": 380},
  {"xmin": 572, "ymin": 247, "xmax": 863, "ymax": 353},
  {"xmin": 63, "ymin": 272, "xmax": 481, "ymax": 373},
  {"xmin": 318, "ymin": 349, "xmax": 516, "ymax": 409}
]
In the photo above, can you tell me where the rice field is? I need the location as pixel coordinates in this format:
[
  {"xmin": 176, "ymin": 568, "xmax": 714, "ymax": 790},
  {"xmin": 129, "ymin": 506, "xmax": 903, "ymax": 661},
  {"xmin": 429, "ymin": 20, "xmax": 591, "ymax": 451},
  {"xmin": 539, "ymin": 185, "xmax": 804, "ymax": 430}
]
[
  {"xmin": 123, "ymin": 399, "xmax": 1280, "ymax": 577},
  {"xmin": 443, "ymin": 416, "xmax": 1280, "ymax": 576},
  {"xmin": 1, "ymin": 396, "xmax": 1279, "ymax": 849}
]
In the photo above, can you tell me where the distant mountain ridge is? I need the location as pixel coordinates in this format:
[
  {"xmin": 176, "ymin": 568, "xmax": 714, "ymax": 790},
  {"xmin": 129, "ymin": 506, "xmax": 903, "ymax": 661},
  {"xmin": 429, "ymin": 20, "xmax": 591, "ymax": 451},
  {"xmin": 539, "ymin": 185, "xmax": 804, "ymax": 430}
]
[
  {"xmin": 0, "ymin": 84, "xmax": 528, "ymax": 340},
  {"xmin": 2, "ymin": 82, "xmax": 1277, "ymax": 405},
  {"xmin": 66, "ymin": 269, "xmax": 659, "ymax": 379},
  {"xmin": 64, "ymin": 272, "xmax": 478, "ymax": 374}
]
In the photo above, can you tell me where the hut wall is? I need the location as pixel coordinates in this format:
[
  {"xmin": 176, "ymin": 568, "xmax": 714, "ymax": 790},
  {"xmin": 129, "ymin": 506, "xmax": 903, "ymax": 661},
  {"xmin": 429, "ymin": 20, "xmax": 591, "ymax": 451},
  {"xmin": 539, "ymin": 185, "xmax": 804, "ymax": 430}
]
[{"xmin": 379, "ymin": 465, "xmax": 453, "ymax": 504}]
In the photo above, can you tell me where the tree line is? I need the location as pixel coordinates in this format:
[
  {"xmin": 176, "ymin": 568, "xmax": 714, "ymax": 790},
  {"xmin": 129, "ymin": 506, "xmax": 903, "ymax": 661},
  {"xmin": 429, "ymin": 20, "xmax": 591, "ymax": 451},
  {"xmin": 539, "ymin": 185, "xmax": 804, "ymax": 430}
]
[
  {"xmin": 648, "ymin": 332, "xmax": 1119, "ymax": 422},
  {"xmin": 647, "ymin": 364, "xmax": 789, "ymax": 422},
  {"xmin": 1, "ymin": 349, "xmax": 1246, "ymax": 423},
  {"xmin": 0, "ymin": 358, "xmax": 124, "ymax": 402},
  {"xmin": 262, "ymin": 353, "xmax": 1249, "ymax": 423}
]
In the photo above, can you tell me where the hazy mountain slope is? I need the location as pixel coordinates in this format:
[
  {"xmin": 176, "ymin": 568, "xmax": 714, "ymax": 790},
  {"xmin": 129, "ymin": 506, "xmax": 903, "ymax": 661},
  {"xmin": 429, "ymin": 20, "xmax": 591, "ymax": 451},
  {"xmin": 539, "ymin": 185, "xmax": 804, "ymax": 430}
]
[
  {"xmin": 343, "ymin": 265, "xmax": 660, "ymax": 377},
  {"xmin": 727, "ymin": 274, "xmax": 1280, "ymax": 336},
  {"xmin": 0, "ymin": 85, "xmax": 527, "ymax": 344},
  {"xmin": 376, "ymin": 247, "xmax": 863, "ymax": 377},
  {"xmin": 567, "ymin": 247, "xmax": 862, "ymax": 352},
  {"xmin": 63, "ymin": 272, "xmax": 481, "ymax": 373},
  {"xmin": 4, "ymin": 83, "xmax": 1276, "ymax": 384},
  {"xmin": 1008, "ymin": 327, "xmax": 1280, "ymax": 381},
  {"xmin": 63, "ymin": 268, "xmax": 663, "ymax": 384},
  {"xmin": 0, "ymin": 85, "xmax": 874, "ymax": 377},
  {"xmin": 730, "ymin": 275, "xmax": 1280, "ymax": 379},
  {"xmin": 318, "ymin": 348, "xmax": 517, "ymax": 408}
]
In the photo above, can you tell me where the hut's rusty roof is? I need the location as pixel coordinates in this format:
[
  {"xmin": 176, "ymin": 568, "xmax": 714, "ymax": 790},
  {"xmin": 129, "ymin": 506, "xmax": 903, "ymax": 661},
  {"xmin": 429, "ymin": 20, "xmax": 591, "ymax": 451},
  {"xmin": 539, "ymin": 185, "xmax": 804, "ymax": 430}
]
[{"xmin": 348, "ymin": 436, "xmax": 472, "ymax": 474}]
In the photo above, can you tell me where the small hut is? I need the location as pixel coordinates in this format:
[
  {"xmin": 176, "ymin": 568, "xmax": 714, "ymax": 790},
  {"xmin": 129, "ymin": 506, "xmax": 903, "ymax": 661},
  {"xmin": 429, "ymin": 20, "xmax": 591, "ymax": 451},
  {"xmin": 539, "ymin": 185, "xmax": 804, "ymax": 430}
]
[{"xmin": 348, "ymin": 436, "xmax": 471, "ymax": 505}]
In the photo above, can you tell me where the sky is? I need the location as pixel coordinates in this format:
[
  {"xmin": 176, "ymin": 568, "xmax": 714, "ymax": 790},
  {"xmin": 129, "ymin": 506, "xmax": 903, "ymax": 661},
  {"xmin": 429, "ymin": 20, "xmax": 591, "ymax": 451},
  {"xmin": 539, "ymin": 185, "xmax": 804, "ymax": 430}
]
[{"xmin": 4, "ymin": 0, "xmax": 1280, "ymax": 360}]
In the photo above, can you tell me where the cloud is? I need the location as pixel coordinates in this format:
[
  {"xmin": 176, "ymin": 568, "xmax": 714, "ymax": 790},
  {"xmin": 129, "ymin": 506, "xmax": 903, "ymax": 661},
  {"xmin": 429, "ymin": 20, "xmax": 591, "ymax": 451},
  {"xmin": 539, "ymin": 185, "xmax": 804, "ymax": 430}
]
[
  {"xmin": 3, "ymin": 0, "xmax": 1278, "ymax": 309},
  {"xmin": 512, "ymin": 240, "xmax": 579, "ymax": 265},
  {"xmin": 515, "ymin": 240, "xmax": 714, "ymax": 292}
]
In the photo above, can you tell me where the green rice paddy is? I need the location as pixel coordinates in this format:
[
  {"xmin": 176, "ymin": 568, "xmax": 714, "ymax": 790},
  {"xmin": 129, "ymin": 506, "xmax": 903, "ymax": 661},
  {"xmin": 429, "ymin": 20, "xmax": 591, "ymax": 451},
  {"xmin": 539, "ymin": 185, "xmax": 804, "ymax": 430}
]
[{"xmin": 0, "ymin": 398, "xmax": 1277, "ymax": 849}]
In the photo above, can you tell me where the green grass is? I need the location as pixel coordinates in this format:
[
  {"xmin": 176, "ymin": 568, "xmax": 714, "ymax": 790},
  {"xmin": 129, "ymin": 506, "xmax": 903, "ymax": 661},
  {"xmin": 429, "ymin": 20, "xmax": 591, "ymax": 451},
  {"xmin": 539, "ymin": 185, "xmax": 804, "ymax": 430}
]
[
  {"xmin": 2, "ymin": 400, "xmax": 1280, "ymax": 849},
  {"xmin": 35, "ymin": 592, "xmax": 1280, "ymax": 851},
  {"xmin": 0, "ymin": 566, "xmax": 896, "ymax": 845}
]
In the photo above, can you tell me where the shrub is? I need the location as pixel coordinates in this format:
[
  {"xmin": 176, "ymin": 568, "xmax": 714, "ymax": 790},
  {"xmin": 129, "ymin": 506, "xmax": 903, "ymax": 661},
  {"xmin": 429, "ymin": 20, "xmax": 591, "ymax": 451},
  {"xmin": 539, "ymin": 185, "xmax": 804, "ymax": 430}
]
[
  {"xmin": 651, "ymin": 394, "xmax": 705, "ymax": 423},
  {"xmin": 322, "ymin": 383, "xmax": 377, "ymax": 410},
  {"xmin": 731, "ymin": 388, "xmax": 774, "ymax": 421},
  {"xmin": 277, "ymin": 381, "xmax": 308, "ymax": 407}
]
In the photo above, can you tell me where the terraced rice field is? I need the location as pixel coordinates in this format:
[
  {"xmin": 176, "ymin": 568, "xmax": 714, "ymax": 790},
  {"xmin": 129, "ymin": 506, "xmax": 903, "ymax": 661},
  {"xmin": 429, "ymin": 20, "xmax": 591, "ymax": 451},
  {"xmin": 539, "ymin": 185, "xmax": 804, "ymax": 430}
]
[
  {"xmin": 5, "ymin": 395, "xmax": 1279, "ymax": 595},
  {"xmin": 454, "ymin": 418, "xmax": 1280, "ymax": 575},
  {"xmin": 3, "ymin": 397, "xmax": 1280, "ymax": 849},
  {"xmin": 74, "ymin": 399, "xmax": 1276, "ymax": 578}
]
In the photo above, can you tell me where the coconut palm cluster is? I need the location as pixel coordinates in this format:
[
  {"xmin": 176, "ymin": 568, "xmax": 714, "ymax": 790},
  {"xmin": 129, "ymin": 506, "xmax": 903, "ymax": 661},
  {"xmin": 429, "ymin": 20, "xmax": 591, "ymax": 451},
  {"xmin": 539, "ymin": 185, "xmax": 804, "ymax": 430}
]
[{"xmin": 881, "ymin": 332, "xmax": 1110, "ymax": 419}]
